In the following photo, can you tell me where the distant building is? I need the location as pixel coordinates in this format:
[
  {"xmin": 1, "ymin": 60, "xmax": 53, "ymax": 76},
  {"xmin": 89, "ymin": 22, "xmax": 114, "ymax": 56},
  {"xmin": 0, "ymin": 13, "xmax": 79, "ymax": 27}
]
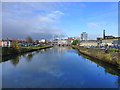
[
  {"xmin": 97, "ymin": 30, "xmax": 120, "ymax": 46},
  {"xmin": 101, "ymin": 37, "xmax": 120, "ymax": 46},
  {"xmin": 39, "ymin": 39, "xmax": 48, "ymax": 44},
  {"xmin": 103, "ymin": 29, "xmax": 115, "ymax": 39},
  {"xmin": 1, "ymin": 40, "xmax": 12, "ymax": 47},
  {"xmin": 81, "ymin": 32, "xmax": 88, "ymax": 40},
  {"xmin": 39, "ymin": 39, "xmax": 46, "ymax": 43},
  {"xmin": 0, "ymin": 41, "xmax": 2, "ymax": 46},
  {"xmin": 104, "ymin": 36, "xmax": 115, "ymax": 39},
  {"xmin": 52, "ymin": 39, "xmax": 70, "ymax": 46},
  {"xmin": 79, "ymin": 40, "xmax": 98, "ymax": 47},
  {"xmin": 68, "ymin": 37, "xmax": 76, "ymax": 40},
  {"xmin": 58, "ymin": 40, "xmax": 68, "ymax": 45}
]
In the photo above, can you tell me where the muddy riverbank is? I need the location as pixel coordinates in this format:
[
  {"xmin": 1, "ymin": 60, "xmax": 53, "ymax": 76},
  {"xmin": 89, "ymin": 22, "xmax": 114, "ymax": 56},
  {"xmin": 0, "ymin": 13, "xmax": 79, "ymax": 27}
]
[{"xmin": 72, "ymin": 45, "xmax": 120, "ymax": 69}]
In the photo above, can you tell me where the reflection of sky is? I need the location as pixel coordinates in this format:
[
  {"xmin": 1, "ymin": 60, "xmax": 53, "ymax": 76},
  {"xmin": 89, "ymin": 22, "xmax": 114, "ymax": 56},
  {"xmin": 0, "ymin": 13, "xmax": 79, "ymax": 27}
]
[{"xmin": 2, "ymin": 47, "xmax": 119, "ymax": 88}]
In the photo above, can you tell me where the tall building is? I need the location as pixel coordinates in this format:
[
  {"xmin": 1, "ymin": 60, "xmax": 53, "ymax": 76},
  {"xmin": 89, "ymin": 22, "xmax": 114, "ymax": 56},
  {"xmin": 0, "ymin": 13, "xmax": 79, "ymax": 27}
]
[{"xmin": 81, "ymin": 32, "xmax": 88, "ymax": 40}]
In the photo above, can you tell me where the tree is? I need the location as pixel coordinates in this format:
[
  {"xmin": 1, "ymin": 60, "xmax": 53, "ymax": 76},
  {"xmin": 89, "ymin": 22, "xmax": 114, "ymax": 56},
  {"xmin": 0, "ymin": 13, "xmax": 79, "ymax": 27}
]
[
  {"xmin": 72, "ymin": 40, "xmax": 78, "ymax": 45},
  {"xmin": 11, "ymin": 38, "xmax": 19, "ymax": 48},
  {"xmin": 26, "ymin": 36, "xmax": 33, "ymax": 43},
  {"xmin": 35, "ymin": 40, "xmax": 39, "ymax": 44}
]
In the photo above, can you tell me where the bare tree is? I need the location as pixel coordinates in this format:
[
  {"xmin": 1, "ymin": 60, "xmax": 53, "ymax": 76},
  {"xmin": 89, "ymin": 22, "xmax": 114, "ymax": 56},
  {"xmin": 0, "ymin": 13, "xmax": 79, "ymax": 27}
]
[{"xmin": 26, "ymin": 36, "xmax": 33, "ymax": 43}]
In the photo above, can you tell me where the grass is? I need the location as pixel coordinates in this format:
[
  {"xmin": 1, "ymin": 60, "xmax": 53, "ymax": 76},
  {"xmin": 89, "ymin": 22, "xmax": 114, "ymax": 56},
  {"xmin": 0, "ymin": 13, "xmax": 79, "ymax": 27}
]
[
  {"xmin": 107, "ymin": 48, "xmax": 119, "ymax": 52},
  {"xmin": 72, "ymin": 45, "xmax": 120, "ymax": 67},
  {"xmin": 19, "ymin": 45, "xmax": 53, "ymax": 50},
  {"xmin": 2, "ymin": 45, "xmax": 53, "ymax": 56}
]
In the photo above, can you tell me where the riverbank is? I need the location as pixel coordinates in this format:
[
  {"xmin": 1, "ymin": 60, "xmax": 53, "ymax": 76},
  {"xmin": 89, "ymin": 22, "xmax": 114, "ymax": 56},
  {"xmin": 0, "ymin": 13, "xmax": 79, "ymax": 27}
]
[
  {"xmin": 72, "ymin": 45, "xmax": 120, "ymax": 68},
  {"xmin": 2, "ymin": 45, "xmax": 53, "ymax": 56}
]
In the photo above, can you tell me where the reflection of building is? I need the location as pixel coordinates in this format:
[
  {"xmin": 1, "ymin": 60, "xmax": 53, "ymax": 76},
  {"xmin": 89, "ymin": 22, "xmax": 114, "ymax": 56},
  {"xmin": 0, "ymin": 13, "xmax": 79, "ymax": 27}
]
[{"xmin": 81, "ymin": 32, "xmax": 88, "ymax": 40}]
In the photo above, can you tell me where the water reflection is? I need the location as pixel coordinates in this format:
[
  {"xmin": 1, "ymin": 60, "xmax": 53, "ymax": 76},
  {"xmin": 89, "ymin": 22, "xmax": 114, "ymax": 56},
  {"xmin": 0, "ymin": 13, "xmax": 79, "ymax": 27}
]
[
  {"xmin": 26, "ymin": 52, "xmax": 35, "ymax": 62},
  {"xmin": 2, "ymin": 48, "xmax": 50, "ymax": 65},
  {"xmin": 76, "ymin": 49, "xmax": 120, "ymax": 76},
  {"xmin": 117, "ymin": 77, "xmax": 120, "ymax": 88},
  {"xmin": 10, "ymin": 56, "xmax": 20, "ymax": 66},
  {"xmin": 2, "ymin": 46, "xmax": 120, "ymax": 88}
]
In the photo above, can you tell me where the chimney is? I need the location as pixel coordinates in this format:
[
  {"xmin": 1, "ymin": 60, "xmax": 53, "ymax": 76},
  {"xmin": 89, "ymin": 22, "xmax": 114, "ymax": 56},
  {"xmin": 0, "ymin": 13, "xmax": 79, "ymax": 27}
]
[{"xmin": 103, "ymin": 29, "xmax": 105, "ymax": 39}]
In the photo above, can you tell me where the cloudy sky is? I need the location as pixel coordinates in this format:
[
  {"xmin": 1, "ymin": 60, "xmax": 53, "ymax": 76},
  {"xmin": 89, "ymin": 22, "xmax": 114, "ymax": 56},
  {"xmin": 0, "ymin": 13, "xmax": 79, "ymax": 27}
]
[{"xmin": 2, "ymin": 2, "xmax": 118, "ymax": 40}]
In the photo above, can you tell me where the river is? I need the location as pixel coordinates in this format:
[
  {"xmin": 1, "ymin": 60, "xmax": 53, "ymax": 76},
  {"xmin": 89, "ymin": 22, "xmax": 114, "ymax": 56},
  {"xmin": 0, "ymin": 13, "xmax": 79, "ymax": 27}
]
[{"xmin": 1, "ymin": 46, "xmax": 120, "ymax": 88}]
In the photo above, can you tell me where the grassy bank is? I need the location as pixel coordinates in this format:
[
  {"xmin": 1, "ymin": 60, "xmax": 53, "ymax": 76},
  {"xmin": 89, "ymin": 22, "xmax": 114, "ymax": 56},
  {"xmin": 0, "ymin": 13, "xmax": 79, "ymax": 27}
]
[
  {"xmin": 2, "ymin": 45, "xmax": 53, "ymax": 56},
  {"xmin": 72, "ymin": 45, "xmax": 120, "ymax": 68}
]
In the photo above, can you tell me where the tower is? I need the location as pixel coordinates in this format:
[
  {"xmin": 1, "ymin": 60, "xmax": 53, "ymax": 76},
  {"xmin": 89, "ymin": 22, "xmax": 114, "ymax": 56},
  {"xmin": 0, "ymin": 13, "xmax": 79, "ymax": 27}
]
[{"xmin": 103, "ymin": 29, "xmax": 105, "ymax": 39}]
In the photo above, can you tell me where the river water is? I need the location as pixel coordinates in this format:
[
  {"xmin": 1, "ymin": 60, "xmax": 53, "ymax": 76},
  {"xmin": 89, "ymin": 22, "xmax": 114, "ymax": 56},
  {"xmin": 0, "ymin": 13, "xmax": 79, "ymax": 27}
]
[{"xmin": 1, "ymin": 46, "xmax": 120, "ymax": 88}]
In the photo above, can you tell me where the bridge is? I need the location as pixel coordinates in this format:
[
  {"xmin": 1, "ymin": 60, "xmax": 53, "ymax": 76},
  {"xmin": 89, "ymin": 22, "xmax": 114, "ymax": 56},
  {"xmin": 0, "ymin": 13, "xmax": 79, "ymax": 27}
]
[{"xmin": 52, "ymin": 39, "xmax": 71, "ymax": 46}]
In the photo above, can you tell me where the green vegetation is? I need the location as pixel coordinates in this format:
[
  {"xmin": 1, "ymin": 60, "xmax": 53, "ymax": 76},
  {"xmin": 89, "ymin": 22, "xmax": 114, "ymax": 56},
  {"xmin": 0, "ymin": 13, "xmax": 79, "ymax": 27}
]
[
  {"xmin": 25, "ymin": 36, "xmax": 33, "ymax": 43},
  {"xmin": 2, "ymin": 45, "xmax": 53, "ymax": 56},
  {"xmin": 107, "ymin": 48, "xmax": 119, "ymax": 53},
  {"xmin": 11, "ymin": 40, "xmax": 19, "ymax": 48},
  {"xmin": 72, "ymin": 45, "xmax": 120, "ymax": 68},
  {"xmin": 72, "ymin": 40, "xmax": 78, "ymax": 45}
]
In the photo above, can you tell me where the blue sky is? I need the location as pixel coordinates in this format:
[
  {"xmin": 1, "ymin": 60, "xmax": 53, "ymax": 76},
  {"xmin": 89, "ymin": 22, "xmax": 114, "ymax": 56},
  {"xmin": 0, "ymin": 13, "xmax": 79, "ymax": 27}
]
[{"xmin": 2, "ymin": 2, "xmax": 118, "ymax": 40}]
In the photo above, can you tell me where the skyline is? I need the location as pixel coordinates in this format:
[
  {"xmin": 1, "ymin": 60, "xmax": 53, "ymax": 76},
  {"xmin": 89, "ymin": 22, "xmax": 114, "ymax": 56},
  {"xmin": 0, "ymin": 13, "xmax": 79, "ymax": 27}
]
[{"xmin": 2, "ymin": 2, "xmax": 118, "ymax": 40}]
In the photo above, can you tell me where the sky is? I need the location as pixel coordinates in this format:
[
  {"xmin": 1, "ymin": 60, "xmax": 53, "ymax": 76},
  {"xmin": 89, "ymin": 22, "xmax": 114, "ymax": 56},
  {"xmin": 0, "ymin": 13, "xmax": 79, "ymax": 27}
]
[{"xmin": 2, "ymin": 2, "xmax": 118, "ymax": 40}]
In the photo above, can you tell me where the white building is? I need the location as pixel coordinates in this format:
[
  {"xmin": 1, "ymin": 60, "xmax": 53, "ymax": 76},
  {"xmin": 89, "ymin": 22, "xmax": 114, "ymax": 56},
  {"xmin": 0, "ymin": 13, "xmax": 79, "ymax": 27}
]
[
  {"xmin": 101, "ymin": 38, "xmax": 119, "ymax": 46},
  {"xmin": 39, "ymin": 39, "xmax": 46, "ymax": 43},
  {"xmin": 0, "ymin": 40, "xmax": 12, "ymax": 47},
  {"xmin": 81, "ymin": 32, "xmax": 88, "ymax": 41},
  {"xmin": 79, "ymin": 40, "xmax": 98, "ymax": 47}
]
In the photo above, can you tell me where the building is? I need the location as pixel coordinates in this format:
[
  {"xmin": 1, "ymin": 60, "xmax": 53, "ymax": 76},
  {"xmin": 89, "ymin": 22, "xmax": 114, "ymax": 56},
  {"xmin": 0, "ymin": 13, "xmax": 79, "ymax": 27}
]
[
  {"xmin": 0, "ymin": 40, "xmax": 12, "ymax": 47},
  {"xmin": 68, "ymin": 37, "xmax": 76, "ymax": 40},
  {"xmin": 52, "ymin": 39, "xmax": 70, "ymax": 46},
  {"xmin": 0, "ymin": 41, "xmax": 2, "ymax": 46},
  {"xmin": 101, "ymin": 37, "xmax": 120, "ymax": 46},
  {"xmin": 81, "ymin": 32, "xmax": 88, "ymax": 41},
  {"xmin": 103, "ymin": 29, "xmax": 115, "ymax": 39},
  {"xmin": 39, "ymin": 39, "xmax": 48, "ymax": 44},
  {"xmin": 97, "ymin": 30, "xmax": 120, "ymax": 46},
  {"xmin": 58, "ymin": 40, "xmax": 68, "ymax": 45},
  {"xmin": 79, "ymin": 40, "xmax": 98, "ymax": 47}
]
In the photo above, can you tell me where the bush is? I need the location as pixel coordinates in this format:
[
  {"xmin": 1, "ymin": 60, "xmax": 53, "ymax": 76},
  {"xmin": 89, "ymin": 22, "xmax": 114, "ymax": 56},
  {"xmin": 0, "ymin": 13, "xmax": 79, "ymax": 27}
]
[{"xmin": 72, "ymin": 40, "xmax": 78, "ymax": 45}]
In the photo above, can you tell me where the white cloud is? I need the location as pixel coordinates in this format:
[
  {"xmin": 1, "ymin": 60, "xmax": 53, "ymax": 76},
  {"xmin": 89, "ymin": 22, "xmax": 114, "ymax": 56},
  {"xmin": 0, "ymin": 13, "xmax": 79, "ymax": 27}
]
[
  {"xmin": 53, "ymin": 11, "xmax": 64, "ymax": 15},
  {"xmin": 88, "ymin": 34, "xmax": 102, "ymax": 40},
  {"xmin": 2, "ymin": 2, "xmax": 65, "ymax": 40},
  {"xmin": 87, "ymin": 22, "xmax": 99, "ymax": 28}
]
